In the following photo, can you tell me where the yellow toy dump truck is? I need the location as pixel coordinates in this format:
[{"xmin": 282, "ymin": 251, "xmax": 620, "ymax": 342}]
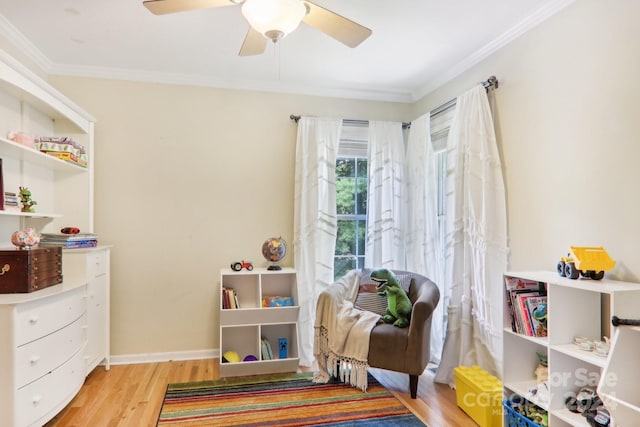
[{"xmin": 557, "ymin": 246, "xmax": 616, "ymax": 280}]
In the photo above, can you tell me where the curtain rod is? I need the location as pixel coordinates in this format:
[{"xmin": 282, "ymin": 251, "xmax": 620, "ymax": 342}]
[
  {"xmin": 290, "ymin": 75, "xmax": 498, "ymax": 126},
  {"xmin": 289, "ymin": 115, "xmax": 411, "ymax": 128},
  {"xmin": 431, "ymin": 75, "xmax": 499, "ymax": 117}
]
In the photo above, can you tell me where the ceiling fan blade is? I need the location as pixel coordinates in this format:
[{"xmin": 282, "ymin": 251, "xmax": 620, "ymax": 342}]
[
  {"xmin": 143, "ymin": 0, "xmax": 234, "ymax": 15},
  {"xmin": 302, "ymin": 1, "xmax": 372, "ymax": 48},
  {"xmin": 239, "ymin": 27, "xmax": 267, "ymax": 56}
]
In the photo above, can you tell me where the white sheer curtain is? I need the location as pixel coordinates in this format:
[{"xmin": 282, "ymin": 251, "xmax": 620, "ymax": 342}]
[
  {"xmin": 405, "ymin": 113, "xmax": 445, "ymax": 364},
  {"xmin": 434, "ymin": 86, "xmax": 508, "ymax": 386},
  {"xmin": 293, "ymin": 117, "xmax": 342, "ymax": 366},
  {"xmin": 365, "ymin": 121, "xmax": 406, "ymax": 269}
]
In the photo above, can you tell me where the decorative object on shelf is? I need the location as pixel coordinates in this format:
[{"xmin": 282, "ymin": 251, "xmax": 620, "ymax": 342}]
[
  {"xmin": 262, "ymin": 236, "xmax": 286, "ymax": 270},
  {"xmin": 278, "ymin": 338, "xmax": 288, "ymax": 359},
  {"xmin": 230, "ymin": 260, "xmax": 253, "ymax": 271},
  {"xmin": 556, "ymin": 246, "xmax": 615, "ymax": 280},
  {"xmin": 11, "ymin": 227, "xmax": 40, "ymax": 249},
  {"xmin": 18, "ymin": 186, "xmax": 37, "ymax": 212},
  {"xmin": 61, "ymin": 227, "xmax": 80, "ymax": 234},
  {"xmin": 7, "ymin": 131, "xmax": 36, "ymax": 149},
  {"xmin": 0, "ymin": 246, "xmax": 62, "ymax": 293}
]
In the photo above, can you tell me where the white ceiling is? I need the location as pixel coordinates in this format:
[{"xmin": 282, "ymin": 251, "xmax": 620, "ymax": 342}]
[{"xmin": 0, "ymin": 0, "xmax": 573, "ymax": 102}]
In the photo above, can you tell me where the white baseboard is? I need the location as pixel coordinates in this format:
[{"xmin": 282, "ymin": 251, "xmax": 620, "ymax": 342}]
[{"xmin": 109, "ymin": 349, "xmax": 219, "ymax": 365}]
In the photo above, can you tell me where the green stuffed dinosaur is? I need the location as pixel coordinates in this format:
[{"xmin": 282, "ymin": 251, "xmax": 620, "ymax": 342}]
[{"xmin": 370, "ymin": 269, "xmax": 413, "ymax": 328}]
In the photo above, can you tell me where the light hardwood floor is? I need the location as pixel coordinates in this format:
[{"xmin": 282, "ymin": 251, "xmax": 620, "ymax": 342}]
[{"xmin": 45, "ymin": 359, "xmax": 477, "ymax": 427}]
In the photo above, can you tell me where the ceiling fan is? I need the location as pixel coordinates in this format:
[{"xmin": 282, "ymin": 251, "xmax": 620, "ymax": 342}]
[{"xmin": 143, "ymin": 0, "xmax": 372, "ymax": 56}]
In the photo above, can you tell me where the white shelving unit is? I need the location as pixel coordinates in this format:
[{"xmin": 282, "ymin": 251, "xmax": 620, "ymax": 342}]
[
  {"xmin": 219, "ymin": 267, "xmax": 299, "ymax": 377},
  {"xmin": 0, "ymin": 50, "xmax": 110, "ymax": 426},
  {"xmin": 503, "ymin": 271, "xmax": 640, "ymax": 427}
]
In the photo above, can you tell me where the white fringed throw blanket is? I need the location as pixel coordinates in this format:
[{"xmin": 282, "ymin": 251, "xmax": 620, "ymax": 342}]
[{"xmin": 313, "ymin": 270, "xmax": 381, "ymax": 392}]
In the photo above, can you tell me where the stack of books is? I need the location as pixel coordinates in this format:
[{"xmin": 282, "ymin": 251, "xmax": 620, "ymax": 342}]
[
  {"xmin": 40, "ymin": 232, "xmax": 98, "ymax": 249},
  {"xmin": 504, "ymin": 276, "xmax": 548, "ymax": 337},
  {"xmin": 3, "ymin": 192, "xmax": 19, "ymax": 211}
]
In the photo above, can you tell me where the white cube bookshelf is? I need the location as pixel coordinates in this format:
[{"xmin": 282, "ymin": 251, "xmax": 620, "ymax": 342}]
[
  {"xmin": 219, "ymin": 268, "xmax": 300, "ymax": 377},
  {"xmin": 503, "ymin": 271, "xmax": 640, "ymax": 426}
]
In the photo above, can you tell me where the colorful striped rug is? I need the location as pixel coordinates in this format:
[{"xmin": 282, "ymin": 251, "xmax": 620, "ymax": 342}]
[{"xmin": 157, "ymin": 372, "xmax": 425, "ymax": 426}]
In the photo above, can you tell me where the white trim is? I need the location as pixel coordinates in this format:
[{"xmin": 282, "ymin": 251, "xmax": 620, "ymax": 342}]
[
  {"xmin": 48, "ymin": 62, "xmax": 414, "ymax": 103},
  {"xmin": 0, "ymin": 15, "xmax": 52, "ymax": 73},
  {"xmin": 109, "ymin": 349, "xmax": 218, "ymax": 365},
  {"xmin": 412, "ymin": 0, "xmax": 577, "ymax": 101},
  {"xmin": 0, "ymin": 2, "xmax": 575, "ymax": 103}
]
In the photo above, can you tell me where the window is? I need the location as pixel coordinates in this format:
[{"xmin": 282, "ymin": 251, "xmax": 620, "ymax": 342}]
[
  {"xmin": 430, "ymin": 104, "xmax": 455, "ymax": 277},
  {"xmin": 334, "ymin": 124, "xmax": 368, "ymax": 281}
]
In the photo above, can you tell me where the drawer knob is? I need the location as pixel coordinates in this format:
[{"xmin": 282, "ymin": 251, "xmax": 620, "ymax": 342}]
[
  {"xmin": 29, "ymin": 316, "xmax": 39, "ymax": 325},
  {"xmin": 32, "ymin": 395, "xmax": 42, "ymax": 406},
  {"xmin": 29, "ymin": 356, "xmax": 40, "ymax": 365},
  {"xmin": 0, "ymin": 264, "xmax": 9, "ymax": 275}
]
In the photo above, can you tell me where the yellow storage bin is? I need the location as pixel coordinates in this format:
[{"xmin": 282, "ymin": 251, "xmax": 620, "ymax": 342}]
[{"xmin": 454, "ymin": 365, "xmax": 503, "ymax": 427}]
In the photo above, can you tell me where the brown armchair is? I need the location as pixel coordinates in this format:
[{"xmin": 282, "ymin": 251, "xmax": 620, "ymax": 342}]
[{"xmin": 363, "ymin": 269, "xmax": 440, "ymax": 399}]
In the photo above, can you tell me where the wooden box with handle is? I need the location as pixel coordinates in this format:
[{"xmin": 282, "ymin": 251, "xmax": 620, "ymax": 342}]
[{"xmin": 0, "ymin": 247, "xmax": 63, "ymax": 293}]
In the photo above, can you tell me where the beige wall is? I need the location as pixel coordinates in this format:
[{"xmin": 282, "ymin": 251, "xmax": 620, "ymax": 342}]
[
  {"xmin": 17, "ymin": 0, "xmax": 640, "ymax": 357},
  {"xmin": 415, "ymin": 0, "xmax": 640, "ymax": 282},
  {"xmin": 47, "ymin": 76, "xmax": 411, "ymax": 356}
]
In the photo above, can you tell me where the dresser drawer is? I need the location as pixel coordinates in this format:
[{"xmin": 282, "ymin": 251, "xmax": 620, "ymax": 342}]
[
  {"xmin": 15, "ymin": 286, "xmax": 85, "ymax": 346},
  {"xmin": 16, "ymin": 347, "xmax": 86, "ymax": 427},
  {"xmin": 87, "ymin": 250, "xmax": 108, "ymax": 278},
  {"xmin": 16, "ymin": 314, "xmax": 86, "ymax": 388}
]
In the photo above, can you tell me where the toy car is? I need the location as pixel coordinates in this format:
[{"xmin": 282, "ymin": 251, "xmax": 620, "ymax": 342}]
[
  {"xmin": 557, "ymin": 246, "xmax": 616, "ymax": 280},
  {"xmin": 231, "ymin": 260, "xmax": 253, "ymax": 271}
]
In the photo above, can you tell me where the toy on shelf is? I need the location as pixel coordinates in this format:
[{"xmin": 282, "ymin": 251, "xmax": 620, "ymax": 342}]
[
  {"xmin": 18, "ymin": 186, "xmax": 37, "ymax": 213},
  {"xmin": 11, "ymin": 227, "xmax": 40, "ymax": 249},
  {"xmin": 557, "ymin": 246, "xmax": 615, "ymax": 280},
  {"xmin": 230, "ymin": 260, "xmax": 253, "ymax": 271}
]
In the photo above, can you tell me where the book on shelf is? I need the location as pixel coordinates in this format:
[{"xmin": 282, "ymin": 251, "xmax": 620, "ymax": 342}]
[
  {"xmin": 504, "ymin": 276, "xmax": 547, "ymax": 336},
  {"xmin": 40, "ymin": 239, "xmax": 98, "ymax": 249},
  {"xmin": 40, "ymin": 232, "xmax": 98, "ymax": 249},
  {"xmin": 221, "ymin": 287, "xmax": 240, "ymax": 309},
  {"xmin": 40, "ymin": 232, "xmax": 98, "ymax": 242},
  {"xmin": 261, "ymin": 337, "xmax": 274, "ymax": 360},
  {"xmin": 525, "ymin": 295, "xmax": 548, "ymax": 337}
]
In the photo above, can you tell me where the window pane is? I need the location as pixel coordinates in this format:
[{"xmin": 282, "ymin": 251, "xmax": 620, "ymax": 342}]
[
  {"xmin": 356, "ymin": 158, "xmax": 367, "ymax": 178},
  {"xmin": 336, "ymin": 220, "xmax": 356, "ymax": 255},
  {"xmin": 334, "ymin": 256, "xmax": 357, "ymax": 281},
  {"xmin": 336, "ymin": 158, "xmax": 355, "ymax": 177},
  {"xmin": 334, "ymin": 155, "xmax": 367, "ymax": 281},
  {"xmin": 336, "ymin": 177, "xmax": 356, "ymax": 215},
  {"xmin": 357, "ymin": 219, "xmax": 366, "ymax": 255},
  {"xmin": 356, "ymin": 177, "xmax": 367, "ymax": 215}
]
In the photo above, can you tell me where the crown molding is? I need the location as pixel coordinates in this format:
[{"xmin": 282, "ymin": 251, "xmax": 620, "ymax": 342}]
[
  {"xmin": 1, "ymin": 1, "xmax": 576, "ymax": 104},
  {"xmin": 0, "ymin": 14, "xmax": 53, "ymax": 73},
  {"xmin": 412, "ymin": 0, "xmax": 577, "ymax": 102},
  {"xmin": 48, "ymin": 62, "xmax": 415, "ymax": 103}
]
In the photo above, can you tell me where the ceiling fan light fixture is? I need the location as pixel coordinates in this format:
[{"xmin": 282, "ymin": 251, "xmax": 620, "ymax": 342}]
[{"xmin": 241, "ymin": 0, "xmax": 306, "ymax": 43}]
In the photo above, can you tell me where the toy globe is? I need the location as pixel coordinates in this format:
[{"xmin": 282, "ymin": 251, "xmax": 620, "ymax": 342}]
[{"xmin": 262, "ymin": 237, "xmax": 286, "ymax": 270}]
